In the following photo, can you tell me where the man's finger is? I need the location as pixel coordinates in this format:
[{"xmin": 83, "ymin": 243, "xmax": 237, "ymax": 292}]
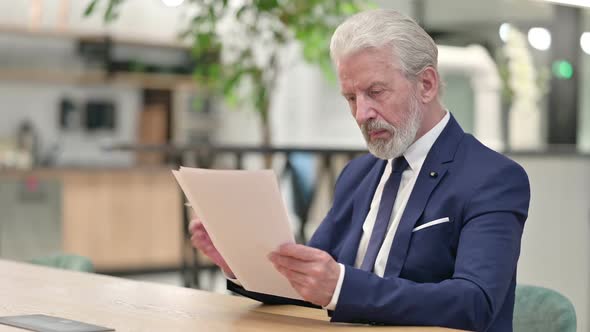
[
  {"xmin": 195, "ymin": 229, "xmax": 207, "ymax": 240},
  {"xmin": 188, "ymin": 219, "xmax": 201, "ymax": 232},
  {"xmin": 194, "ymin": 228, "xmax": 211, "ymax": 244},
  {"xmin": 269, "ymin": 252, "xmax": 312, "ymax": 274},
  {"xmin": 191, "ymin": 232, "xmax": 207, "ymax": 246},
  {"xmin": 287, "ymin": 279, "xmax": 318, "ymax": 305},
  {"xmin": 283, "ymin": 277, "xmax": 308, "ymax": 297},
  {"xmin": 276, "ymin": 243, "xmax": 323, "ymax": 261},
  {"xmin": 279, "ymin": 268, "xmax": 309, "ymax": 286}
]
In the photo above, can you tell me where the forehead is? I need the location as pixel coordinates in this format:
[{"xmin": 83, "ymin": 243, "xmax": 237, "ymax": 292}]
[{"xmin": 336, "ymin": 48, "xmax": 401, "ymax": 90}]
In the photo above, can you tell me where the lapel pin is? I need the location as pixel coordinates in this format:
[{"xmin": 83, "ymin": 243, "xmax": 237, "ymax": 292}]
[{"xmin": 429, "ymin": 171, "xmax": 438, "ymax": 178}]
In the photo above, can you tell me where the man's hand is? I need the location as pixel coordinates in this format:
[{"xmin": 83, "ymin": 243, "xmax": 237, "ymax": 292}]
[
  {"xmin": 189, "ymin": 218, "xmax": 235, "ymax": 278},
  {"xmin": 269, "ymin": 243, "xmax": 340, "ymax": 307}
]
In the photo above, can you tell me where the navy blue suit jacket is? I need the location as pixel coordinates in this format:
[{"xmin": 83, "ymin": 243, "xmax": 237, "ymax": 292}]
[{"xmin": 229, "ymin": 115, "xmax": 530, "ymax": 332}]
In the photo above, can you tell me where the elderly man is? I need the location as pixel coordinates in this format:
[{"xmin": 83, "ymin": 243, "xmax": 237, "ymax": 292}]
[{"xmin": 190, "ymin": 9, "xmax": 530, "ymax": 332}]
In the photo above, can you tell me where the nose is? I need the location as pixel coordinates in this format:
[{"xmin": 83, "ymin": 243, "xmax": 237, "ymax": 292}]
[{"xmin": 355, "ymin": 95, "xmax": 377, "ymax": 125}]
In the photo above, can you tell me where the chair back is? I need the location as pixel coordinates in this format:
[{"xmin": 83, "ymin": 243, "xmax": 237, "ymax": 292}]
[
  {"xmin": 514, "ymin": 284, "xmax": 576, "ymax": 332},
  {"xmin": 29, "ymin": 253, "xmax": 94, "ymax": 273}
]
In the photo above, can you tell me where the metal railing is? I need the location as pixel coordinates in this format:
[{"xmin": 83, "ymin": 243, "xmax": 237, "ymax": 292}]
[{"xmin": 107, "ymin": 143, "xmax": 367, "ymax": 288}]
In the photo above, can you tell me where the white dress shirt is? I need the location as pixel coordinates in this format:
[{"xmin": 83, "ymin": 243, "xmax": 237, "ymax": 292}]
[{"xmin": 325, "ymin": 111, "xmax": 450, "ymax": 310}]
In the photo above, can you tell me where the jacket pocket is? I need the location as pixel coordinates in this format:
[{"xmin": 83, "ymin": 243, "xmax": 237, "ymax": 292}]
[{"xmin": 412, "ymin": 217, "xmax": 451, "ymax": 232}]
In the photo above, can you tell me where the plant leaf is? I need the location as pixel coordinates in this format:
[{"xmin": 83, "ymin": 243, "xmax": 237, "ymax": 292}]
[{"xmin": 84, "ymin": 0, "xmax": 100, "ymax": 16}]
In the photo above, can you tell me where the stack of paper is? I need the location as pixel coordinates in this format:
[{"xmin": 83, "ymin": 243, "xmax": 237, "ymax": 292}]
[{"xmin": 172, "ymin": 167, "xmax": 301, "ymax": 300}]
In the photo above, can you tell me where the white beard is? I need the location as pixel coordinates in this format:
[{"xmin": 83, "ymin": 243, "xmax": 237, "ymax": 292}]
[{"xmin": 361, "ymin": 95, "xmax": 423, "ymax": 160}]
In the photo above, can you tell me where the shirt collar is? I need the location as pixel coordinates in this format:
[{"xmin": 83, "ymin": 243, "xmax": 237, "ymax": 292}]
[{"xmin": 392, "ymin": 110, "xmax": 450, "ymax": 172}]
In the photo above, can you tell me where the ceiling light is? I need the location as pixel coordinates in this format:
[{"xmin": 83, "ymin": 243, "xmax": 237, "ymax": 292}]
[
  {"xmin": 528, "ymin": 27, "xmax": 551, "ymax": 51},
  {"xmin": 581, "ymin": 32, "xmax": 590, "ymax": 55},
  {"xmin": 161, "ymin": 0, "xmax": 184, "ymax": 7},
  {"xmin": 538, "ymin": 0, "xmax": 590, "ymax": 8},
  {"xmin": 499, "ymin": 23, "xmax": 511, "ymax": 43}
]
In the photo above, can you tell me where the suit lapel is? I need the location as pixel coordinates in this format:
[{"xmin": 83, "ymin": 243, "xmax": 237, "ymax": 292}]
[
  {"xmin": 384, "ymin": 115, "xmax": 464, "ymax": 277},
  {"xmin": 338, "ymin": 158, "xmax": 386, "ymax": 266}
]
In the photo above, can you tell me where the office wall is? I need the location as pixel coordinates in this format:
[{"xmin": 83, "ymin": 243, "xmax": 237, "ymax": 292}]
[
  {"xmin": 579, "ymin": 11, "xmax": 590, "ymax": 153},
  {"xmin": 270, "ymin": 45, "xmax": 364, "ymax": 148},
  {"xmin": 514, "ymin": 156, "xmax": 590, "ymax": 332},
  {"xmin": 0, "ymin": 0, "xmax": 188, "ymax": 42},
  {"xmin": 423, "ymin": 0, "xmax": 552, "ymax": 28},
  {"xmin": 269, "ymin": 50, "xmax": 479, "ymax": 148},
  {"xmin": 439, "ymin": 73, "xmax": 475, "ymax": 133},
  {"xmin": 0, "ymin": 0, "xmax": 186, "ymax": 166},
  {"xmin": 0, "ymin": 82, "xmax": 140, "ymax": 166}
]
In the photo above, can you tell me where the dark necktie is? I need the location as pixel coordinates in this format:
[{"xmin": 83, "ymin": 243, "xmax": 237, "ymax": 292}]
[{"xmin": 360, "ymin": 156, "xmax": 409, "ymax": 272}]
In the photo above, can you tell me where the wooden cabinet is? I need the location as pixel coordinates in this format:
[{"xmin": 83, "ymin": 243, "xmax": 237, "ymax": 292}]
[{"xmin": 0, "ymin": 168, "xmax": 183, "ymax": 272}]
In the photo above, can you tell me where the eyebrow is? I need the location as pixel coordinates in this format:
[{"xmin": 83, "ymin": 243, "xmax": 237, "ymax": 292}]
[
  {"xmin": 341, "ymin": 81, "xmax": 389, "ymax": 95},
  {"xmin": 367, "ymin": 82, "xmax": 388, "ymax": 89}
]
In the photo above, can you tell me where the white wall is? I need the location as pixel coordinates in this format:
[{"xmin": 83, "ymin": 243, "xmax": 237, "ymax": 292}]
[
  {"xmin": 0, "ymin": 29, "xmax": 141, "ymax": 167},
  {"xmin": 0, "ymin": 82, "xmax": 140, "ymax": 166},
  {"xmin": 0, "ymin": 0, "xmax": 188, "ymax": 166},
  {"xmin": 270, "ymin": 45, "xmax": 364, "ymax": 148},
  {"xmin": 578, "ymin": 9, "xmax": 590, "ymax": 153},
  {"xmin": 515, "ymin": 156, "xmax": 590, "ymax": 332},
  {"xmin": 0, "ymin": 0, "xmax": 188, "ymax": 42},
  {"xmin": 424, "ymin": 0, "xmax": 553, "ymax": 29}
]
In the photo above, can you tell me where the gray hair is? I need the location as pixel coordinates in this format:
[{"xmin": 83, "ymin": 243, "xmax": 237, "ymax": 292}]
[{"xmin": 330, "ymin": 9, "xmax": 438, "ymax": 80}]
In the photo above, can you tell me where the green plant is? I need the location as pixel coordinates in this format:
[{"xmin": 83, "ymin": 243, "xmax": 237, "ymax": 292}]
[
  {"xmin": 495, "ymin": 26, "xmax": 549, "ymax": 105},
  {"xmin": 85, "ymin": 0, "xmax": 372, "ymax": 145}
]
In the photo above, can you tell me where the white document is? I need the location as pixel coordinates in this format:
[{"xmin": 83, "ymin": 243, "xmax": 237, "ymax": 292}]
[{"xmin": 172, "ymin": 167, "xmax": 302, "ymax": 300}]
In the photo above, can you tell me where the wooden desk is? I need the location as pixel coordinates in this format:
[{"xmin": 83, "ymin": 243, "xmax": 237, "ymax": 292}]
[{"xmin": 0, "ymin": 260, "xmax": 464, "ymax": 331}]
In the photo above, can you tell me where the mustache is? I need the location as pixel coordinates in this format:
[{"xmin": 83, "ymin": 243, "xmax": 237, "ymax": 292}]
[{"xmin": 362, "ymin": 119, "xmax": 395, "ymax": 135}]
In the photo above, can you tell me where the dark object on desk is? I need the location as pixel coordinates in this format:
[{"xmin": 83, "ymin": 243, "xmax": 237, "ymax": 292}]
[
  {"xmin": 0, "ymin": 314, "xmax": 114, "ymax": 332},
  {"xmin": 227, "ymin": 280, "xmax": 321, "ymax": 309}
]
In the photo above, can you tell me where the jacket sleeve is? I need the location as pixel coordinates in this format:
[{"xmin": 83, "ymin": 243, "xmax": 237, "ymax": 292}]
[{"xmin": 330, "ymin": 163, "xmax": 530, "ymax": 332}]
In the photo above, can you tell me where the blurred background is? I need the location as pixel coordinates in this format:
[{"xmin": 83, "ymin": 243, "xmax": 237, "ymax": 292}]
[{"xmin": 0, "ymin": 0, "xmax": 588, "ymax": 330}]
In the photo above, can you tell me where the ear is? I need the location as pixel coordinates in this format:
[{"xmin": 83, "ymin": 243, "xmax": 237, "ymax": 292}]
[{"xmin": 416, "ymin": 67, "xmax": 439, "ymax": 103}]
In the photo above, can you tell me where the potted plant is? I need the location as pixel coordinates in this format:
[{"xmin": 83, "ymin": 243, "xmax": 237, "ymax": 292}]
[
  {"xmin": 85, "ymin": 0, "xmax": 371, "ymax": 146},
  {"xmin": 497, "ymin": 26, "xmax": 549, "ymax": 151}
]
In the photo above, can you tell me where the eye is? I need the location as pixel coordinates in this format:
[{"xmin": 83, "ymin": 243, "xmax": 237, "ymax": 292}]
[
  {"xmin": 345, "ymin": 95, "xmax": 356, "ymax": 103},
  {"xmin": 369, "ymin": 89, "xmax": 383, "ymax": 97}
]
